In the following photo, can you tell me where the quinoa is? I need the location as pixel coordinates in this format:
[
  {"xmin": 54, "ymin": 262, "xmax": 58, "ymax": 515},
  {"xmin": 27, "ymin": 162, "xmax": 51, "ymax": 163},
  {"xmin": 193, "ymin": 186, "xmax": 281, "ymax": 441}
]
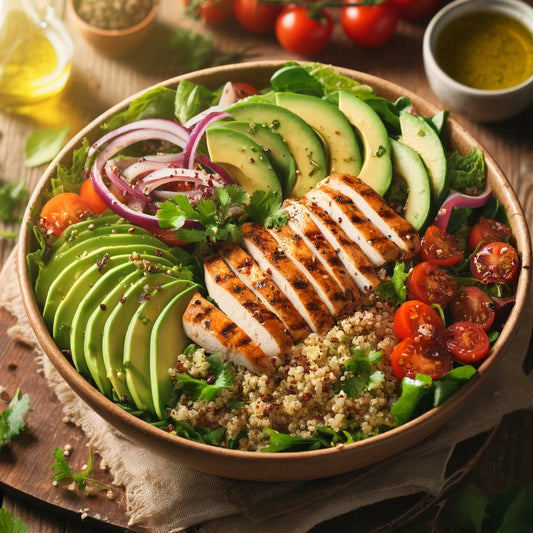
[{"xmin": 169, "ymin": 293, "xmax": 400, "ymax": 451}]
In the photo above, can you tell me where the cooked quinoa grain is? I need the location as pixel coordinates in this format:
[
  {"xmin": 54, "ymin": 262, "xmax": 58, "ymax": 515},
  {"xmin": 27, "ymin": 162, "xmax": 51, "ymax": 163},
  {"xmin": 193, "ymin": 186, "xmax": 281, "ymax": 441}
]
[{"xmin": 170, "ymin": 294, "xmax": 400, "ymax": 451}]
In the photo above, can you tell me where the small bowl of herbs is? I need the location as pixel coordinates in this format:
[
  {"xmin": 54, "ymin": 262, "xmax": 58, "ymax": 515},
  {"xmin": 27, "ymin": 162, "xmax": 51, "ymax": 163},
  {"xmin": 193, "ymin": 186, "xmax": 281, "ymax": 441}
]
[
  {"xmin": 67, "ymin": 0, "xmax": 158, "ymax": 57},
  {"xmin": 423, "ymin": 0, "xmax": 533, "ymax": 122}
]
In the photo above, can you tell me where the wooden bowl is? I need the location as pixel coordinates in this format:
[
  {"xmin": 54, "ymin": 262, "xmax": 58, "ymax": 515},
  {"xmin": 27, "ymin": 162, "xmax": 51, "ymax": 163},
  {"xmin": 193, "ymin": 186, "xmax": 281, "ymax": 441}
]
[
  {"xmin": 66, "ymin": 0, "xmax": 157, "ymax": 57},
  {"xmin": 17, "ymin": 61, "xmax": 532, "ymax": 482}
]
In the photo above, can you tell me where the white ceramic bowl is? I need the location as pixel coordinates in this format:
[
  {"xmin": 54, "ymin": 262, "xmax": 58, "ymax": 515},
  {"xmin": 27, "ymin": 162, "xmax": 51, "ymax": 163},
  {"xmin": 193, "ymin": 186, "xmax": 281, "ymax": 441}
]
[{"xmin": 423, "ymin": 0, "xmax": 533, "ymax": 122}]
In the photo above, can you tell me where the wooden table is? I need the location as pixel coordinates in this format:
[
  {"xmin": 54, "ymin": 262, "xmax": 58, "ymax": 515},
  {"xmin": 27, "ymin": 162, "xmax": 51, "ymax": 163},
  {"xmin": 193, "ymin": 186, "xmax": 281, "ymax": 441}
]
[{"xmin": 1, "ymin": 0, "xmax": 532, "ymax": 531}]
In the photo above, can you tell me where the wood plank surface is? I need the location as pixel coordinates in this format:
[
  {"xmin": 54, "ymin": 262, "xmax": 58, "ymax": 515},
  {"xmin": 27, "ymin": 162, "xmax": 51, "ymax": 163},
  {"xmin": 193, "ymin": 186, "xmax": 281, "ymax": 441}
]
[{"xmin": 1, "ymin": 0, "xmax": 532, "ymax": 531}]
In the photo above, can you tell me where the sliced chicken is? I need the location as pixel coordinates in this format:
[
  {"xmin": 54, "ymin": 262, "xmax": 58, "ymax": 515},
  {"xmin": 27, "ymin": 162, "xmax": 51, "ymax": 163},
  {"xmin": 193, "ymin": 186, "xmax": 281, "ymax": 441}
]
[
  {"xmin": 304, "ymin": 186, "xmax": 401, "ymax": 266},
  {"xmin": 301, "ymin": 201, "xmax": 382, "ymax": 293},
  {"xmin": 321, "ymin": 173, "xmax": 420, "ymax": 259},
  {"xmin": 284, "ymin": 199, "xmax": 361, "ymax": 304},
  {"xmin": 267, "ymin": 224, "xmax": 354, "ymax": 317},
  {"xmin": 217, "ymin": 242, "xmax": 310, "ymax": 342},
  {"xmin": 204, "ymin": 255, "xmax": 293, "ymax": 358},
  {"xmin": 182, "ymin": 292, "xmax": 274, "ymax": 375},
  {"xmin": 241, "ymin": 222, "xmax": 335, "ymax": 333}
]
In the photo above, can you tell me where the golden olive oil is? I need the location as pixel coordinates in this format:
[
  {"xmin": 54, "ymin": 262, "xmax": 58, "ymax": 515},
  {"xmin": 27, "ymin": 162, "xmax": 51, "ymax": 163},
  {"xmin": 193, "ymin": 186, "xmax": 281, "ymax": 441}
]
[
  {"xmin": 0, "ymin": 2, "xmax": 73, "ymax": 109},
  {"xmin": 435, "ymin": 11, "xmax": 533, "ymax": 90}
]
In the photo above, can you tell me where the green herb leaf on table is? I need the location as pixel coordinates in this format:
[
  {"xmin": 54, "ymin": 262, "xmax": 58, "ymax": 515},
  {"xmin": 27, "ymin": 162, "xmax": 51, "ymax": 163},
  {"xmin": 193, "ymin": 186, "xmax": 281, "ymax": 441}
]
[
  {"xmin": 24, "ymin": 126, "xmax": 69, "ymax": 168},
  {"xmin": 0, "ymin": 178, "xmax": 28, "ymax": 223},
  {"xmin": 0, "ymin": 508, "xmax": 28, "ymax": 533},
  {"xmin": 0, "ymin": 389, "xmax": 31, "ymax": 446},
  {"xmin": 452, "ymin": 483, "xmax": 491, "ymax": 533}
]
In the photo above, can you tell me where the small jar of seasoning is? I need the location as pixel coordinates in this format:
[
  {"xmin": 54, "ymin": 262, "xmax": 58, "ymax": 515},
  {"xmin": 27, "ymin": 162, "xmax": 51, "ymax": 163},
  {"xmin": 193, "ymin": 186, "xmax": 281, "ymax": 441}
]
[
  {"xmin": 67, "ymin": 0, "xmax": 158, "ymax": 56},
  {"xmin": 423, "ymin": 0, "xmax": 533, "ymax": 122}
]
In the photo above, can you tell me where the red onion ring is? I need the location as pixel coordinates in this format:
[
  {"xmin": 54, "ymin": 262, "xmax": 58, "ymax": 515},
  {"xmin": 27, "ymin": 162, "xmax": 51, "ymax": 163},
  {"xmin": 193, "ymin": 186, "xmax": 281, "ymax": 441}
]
[{"xmin": 434, "ymin": 188, "xmax": 493, "ymax": 229}]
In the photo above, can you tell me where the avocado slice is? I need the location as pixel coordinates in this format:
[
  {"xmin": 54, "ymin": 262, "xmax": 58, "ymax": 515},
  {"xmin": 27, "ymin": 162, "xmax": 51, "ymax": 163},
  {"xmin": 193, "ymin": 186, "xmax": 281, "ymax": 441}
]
[
  {"xmin": 227, "ymin": 101, "xmax": 327, "ymax": 198},
  {"xmin": 123, "ymin": 279, "xmax": 195, "ymax": 413},
  {"xmin": 338, "ymin": 92, "xmax": 392, "ymax": 196},
  {"xmin": 205, "ymin": 127, "xmax": 282, "ymax": 196},
  {"xmin": 390, "ymin": 139, "xmax": 432, "ymax": 231},
  {"xmin": 222, "ymin": 121, "xmax": 297, "ymax": 196},
  {"xmin": 54, "ymin": 253, "xmax": 176, "ymax": 351},
  {"xmin": 150, "ymin": 284, "xmax": 198, "ymax": 419},
  {"xmin": 99, "ymin": 271, "xmax": 180, "ymax": 401},
  {"xmin": 399, "ymin": 109, "xmax": 448, "ymax": 203},
  {"xmin": 36, "ymin": 232, "xmax": 174, "ymax": 306},
  {"xmin": 275, "ymin": 92, "xmax": 362, "ymax": 177}
]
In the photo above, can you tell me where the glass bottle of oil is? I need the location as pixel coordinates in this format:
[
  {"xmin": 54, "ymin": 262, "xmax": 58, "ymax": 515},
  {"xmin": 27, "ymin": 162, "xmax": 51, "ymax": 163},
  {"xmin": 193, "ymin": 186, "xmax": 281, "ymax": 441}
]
[{"xmin": 0, "ymin": 0, "xmax": 73, "ymax": 110}]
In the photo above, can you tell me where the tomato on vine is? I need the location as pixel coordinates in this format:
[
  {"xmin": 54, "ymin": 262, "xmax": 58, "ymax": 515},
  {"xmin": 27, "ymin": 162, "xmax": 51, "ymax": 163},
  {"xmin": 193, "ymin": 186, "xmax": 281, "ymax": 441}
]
[
  {"xmin": 185, "ymin": 0, "xmax": 234, "ymax": 24},
  {"xmin": 341, "ymin": 0, "xmax": 399, "ymax": 48},
  {"xmin": 233, "ymin": 0, "xmax": 281, "ymax": 33},
  {"xmin": 275, "ymin": 5, "xmax": 334, "ymax": 57}
]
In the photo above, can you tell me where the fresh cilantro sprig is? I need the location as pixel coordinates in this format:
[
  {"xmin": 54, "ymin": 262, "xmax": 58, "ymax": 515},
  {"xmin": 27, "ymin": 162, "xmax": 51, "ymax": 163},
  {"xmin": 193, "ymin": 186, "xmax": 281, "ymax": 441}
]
[
  {"xmin": 50, "ymin": 446, "xmax": 111, "ymax": 492},
  {"xmin": 158, "ymin": 185, "xmax": 288, "ymax": 244},
  {"xmin": 0, "ymin": 389, "xmax": 31, "ymax": 446},
  {"xmin": 340, "ymin": 346, "xmax": 384, "ymax": 398}
]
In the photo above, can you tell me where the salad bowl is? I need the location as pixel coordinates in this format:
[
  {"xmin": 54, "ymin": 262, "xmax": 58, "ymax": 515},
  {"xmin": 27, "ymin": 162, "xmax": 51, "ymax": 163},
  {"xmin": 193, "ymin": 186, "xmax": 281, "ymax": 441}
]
[{"xmin": 17, "ymin": 61, "xmax": 531, "ymax": 482}]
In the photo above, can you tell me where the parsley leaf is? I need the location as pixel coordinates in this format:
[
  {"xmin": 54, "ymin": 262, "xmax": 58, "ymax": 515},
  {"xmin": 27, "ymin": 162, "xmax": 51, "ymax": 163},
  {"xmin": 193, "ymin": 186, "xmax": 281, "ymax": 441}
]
[
  {"xmin": 0, "ymin": 508, "xmax": 28, "ymax": 533},
  {"xmin": 245, "ymin": 190, "xmax": 288, "ymax": 227},
  {"xmin": 24, "ymin": 126, "xmax": 69, "ymax": 168},
  {"xmin": 341, "ymin": 347, "xmax": 383, "ymax": 397},
  {"xmin": 375, "ymin": 261, "xmax": 410, "ymax": 307},
  {"xmin": 0, "ymin": 178, "xmax": 28, "ymax": 223},
  {"xmin": 176, "ymin": 353, "xmax": 233, "ymax": 402},
  {"xmin": 50, "ymin": 446, "xmax": 110, "ymax": 491},
  {"xmin": 0, "ymin": 389, "xmax": 31, "ymax": 445}
]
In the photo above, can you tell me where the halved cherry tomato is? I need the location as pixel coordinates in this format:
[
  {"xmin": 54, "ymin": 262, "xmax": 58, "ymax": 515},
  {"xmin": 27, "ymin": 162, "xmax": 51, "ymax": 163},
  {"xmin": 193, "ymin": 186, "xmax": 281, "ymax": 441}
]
[
  {"xmin": 80, "ymin": 178, "xmax": 108, "ymax": 214},
  {"xmin": 233, "ymin": 0, "xmax": 281, "ymax": 34},
  {"xmin": 393, "ymin": 300, "xmax": 444, "ymax": 341},
  {"xmin": 218, "ymin": 81, "xmax": 259, "ymax": 105},
  {"xmin": 275, "ymin": 6, "xmax": 334, "ymax": 57},
  {"xmin": 444, "ymin": 321, "xmax": 490, "ymax": 364},
  {"xmin": 449, "ymin": 286, "xmax": 495, "ymax": 331},
  {"xmin": 420, "ymin": 225, "xmax": 463, "ymax": 266},
  {"xmin": 470, "ymin": 241, "xmax": 520, "ymax": 284},
  {"xmin": 40, "ymin": 193, "xmax": 94, "ymax": 237},
  {"xmin": 406, "ymin": 261, "xmax": 457, "ymax": 306},
  {"xmin": 468, "ymin": 217, "xmax": 513, "ymax": 251},
  {"xmin": 391, "ymin": 0, "xmax": 441, "ymax": 21},
  {"xmin": 390, "ymin": 337, "xmax": 452, "ymax": 380},
  {"xmin": 341, "ymin": 0, "xmax": 399, "ymax": 48}
]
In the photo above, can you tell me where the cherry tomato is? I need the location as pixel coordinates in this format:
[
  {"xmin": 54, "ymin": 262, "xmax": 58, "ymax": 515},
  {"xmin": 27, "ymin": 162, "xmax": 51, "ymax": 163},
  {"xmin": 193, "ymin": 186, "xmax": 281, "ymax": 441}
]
[
  {"xmin": 468, "ymin": 217, "xmax": 513, "ymax": 251},
  {"xmin": 394, "ymin": 300, "xmax": 444, "ymax": 341},
  {"xmin": 185, "ymin": 0, "xmax": 233, "ymax": 24},
  {"xmin": 406, "ymin": 261, "xmax": 457, "ymax": 306},
  {"xmin": 444, "ymin": 321, "xmax": 490, "ymax": 364},
  {"xmin": 420, "ymin": 225, "xmax": 463, "ymax": 266},
  {"xmin": 390, "ymin": 337, "xmax": 452, "ymax": 380},
  {"xmin": 275, "ymin": 6, "xmax": 334, "ymax": 57},
  {"xmin": 233, "ymin": 0, "xmax": 281, "ymax": 34},
  {"xmin": 391, "ymin": 0, "xmax": 441, "ymax": 21},
  {"xmin": 80, "ymin": 178, "xmax": 108, "ymax": 214},
  {"xmin": 341, "ymin": 0, "xmax": 399, "ymax": 48},
  {"xmin": 40, "ymin": 193, "xmax": 94, "ymax": 237},
  {"xmin": 218, "ymin": 81, "xmax": 259, "ymax": 105},
  {"xmin": 470, "ymin": 241, "xmax": 520, "ymax": 284},
  {"xmin": 449, "ymin": 286, "xmax": 495, "ymax": 331}
]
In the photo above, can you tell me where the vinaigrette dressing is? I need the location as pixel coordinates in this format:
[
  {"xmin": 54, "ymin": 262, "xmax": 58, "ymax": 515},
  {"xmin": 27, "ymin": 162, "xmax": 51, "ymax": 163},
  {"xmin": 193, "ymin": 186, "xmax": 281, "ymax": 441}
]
[
  {"xmin": 0, "ymin": 0, "xmax": 73, "ymax": 109},
  {"xmin": 435, "ymin": 11, "xmax": 533, "ymax": 91}
]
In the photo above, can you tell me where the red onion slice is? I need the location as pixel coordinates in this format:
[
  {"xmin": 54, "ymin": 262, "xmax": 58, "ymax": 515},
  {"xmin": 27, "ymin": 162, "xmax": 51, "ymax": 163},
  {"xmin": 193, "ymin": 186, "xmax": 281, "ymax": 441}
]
[
  {"xmin": 198, "ymin": 154, "xmax": 233, "ymax": 185},
  {"xmin": 434, "ymin": 188, "xmax": 493, "ymax": 229}
]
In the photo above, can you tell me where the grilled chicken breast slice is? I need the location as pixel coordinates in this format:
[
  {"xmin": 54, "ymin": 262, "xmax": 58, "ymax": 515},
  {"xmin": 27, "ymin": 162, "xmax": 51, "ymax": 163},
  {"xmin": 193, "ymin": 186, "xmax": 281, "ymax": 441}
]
[
  {"xmin": 284, "ymin": 199, "xmax": 361, "ymax": 304},
  {"xmin": 304, "ymin": 187, "xmax": 401, "ymax": 266},
  {"xmin": 182, "ymin": 292, "xmax": 274, "ymax": 375},
  {"xmin": 241, "ymin": 222, "xmax": 335, "ymax": 333},
  {"xmin": 322, "ymin": 173, "xmax": 420, "ymax": 259},
  {"xmin": 218, "ymin": 242, "xmax": 310, "ymax": 342},
  {"xmin": 267, "ymin": 224, "xmax": 354, "ymax": 317},
  {"xmin": 301, "ymin": 201, "xmax": 382, "ymax": 293},
  {"xmin": 204, "ymin": 255, "xmax": 293, "ymax": 358}
]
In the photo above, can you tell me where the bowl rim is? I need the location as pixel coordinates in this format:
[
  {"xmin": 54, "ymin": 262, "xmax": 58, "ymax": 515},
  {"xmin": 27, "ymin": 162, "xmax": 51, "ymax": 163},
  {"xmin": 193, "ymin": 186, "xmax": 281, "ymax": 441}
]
[
  {"xmin": 16, "ymin": 60, "xmax": 533, "ymax": 481},
  {"xmin": 67, "ymin": 0, "xmax": 158, "ymax": 36},
  {"xmin": 423, "ymin": 0, "xmax": 533, "ymax": 96}
]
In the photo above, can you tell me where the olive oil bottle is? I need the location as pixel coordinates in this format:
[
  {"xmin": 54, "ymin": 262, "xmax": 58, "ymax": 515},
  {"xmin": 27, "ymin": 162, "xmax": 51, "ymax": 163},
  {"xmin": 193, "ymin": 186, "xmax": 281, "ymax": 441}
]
[{"xmin": 0, "ymin": 0, "xmax": 73, "ymax": 110}]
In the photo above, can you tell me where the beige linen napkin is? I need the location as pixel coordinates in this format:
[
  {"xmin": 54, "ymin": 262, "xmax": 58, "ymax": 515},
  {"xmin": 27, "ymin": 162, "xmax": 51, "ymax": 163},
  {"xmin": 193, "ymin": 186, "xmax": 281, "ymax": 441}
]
[{"xmin": 2, "ymin": 248, "xmax": 533, "ymax": 533}]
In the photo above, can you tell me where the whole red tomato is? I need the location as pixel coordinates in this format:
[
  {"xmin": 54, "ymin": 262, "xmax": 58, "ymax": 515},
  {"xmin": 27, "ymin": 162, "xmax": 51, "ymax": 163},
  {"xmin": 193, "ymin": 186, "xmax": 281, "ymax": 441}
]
[
  {"xmin": 392, "ymin": 0, "xmax": 441, "ymax": 21},
  {"xmin": 233, "ymin": 0, "xmax": 281, "ymax": 34},
  {"xmin": 185, "ymin": 0, "xmax": 233, "ymax": 24},
  {"xmin": 275, "ymin": 6, "xmax": 334, "ymax": 57},
  {"xmin": 341, "ymin": 0, "xmax": 399, "ymax": 48}
]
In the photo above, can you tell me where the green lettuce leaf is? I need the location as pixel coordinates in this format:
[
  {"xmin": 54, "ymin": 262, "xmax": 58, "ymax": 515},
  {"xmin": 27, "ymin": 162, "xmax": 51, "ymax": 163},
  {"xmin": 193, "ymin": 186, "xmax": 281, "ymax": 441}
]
[
  {"xmin": 375, "ymin": 261, "xmax": 410, "ymax": 307},
  {"xmin": 174, "ymin": 79, "xmax": 219, "ymax": 125},
  {"xmin": 447, "ymin": 146, "xmax": 486, "ymax": 194},
  {"xmin": 50, "ymin": 137, "xmax": 90, "ymax": 196}
]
